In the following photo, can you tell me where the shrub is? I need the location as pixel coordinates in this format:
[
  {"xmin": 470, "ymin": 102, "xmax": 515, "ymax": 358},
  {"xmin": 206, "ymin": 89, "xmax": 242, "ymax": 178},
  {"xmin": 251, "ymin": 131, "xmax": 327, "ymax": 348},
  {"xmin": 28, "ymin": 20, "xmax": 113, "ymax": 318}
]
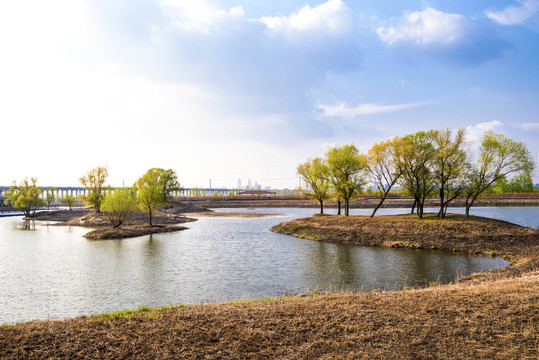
[{"xmin": 102, "ymin": 188, "xmax": 138, "ymax": 228}]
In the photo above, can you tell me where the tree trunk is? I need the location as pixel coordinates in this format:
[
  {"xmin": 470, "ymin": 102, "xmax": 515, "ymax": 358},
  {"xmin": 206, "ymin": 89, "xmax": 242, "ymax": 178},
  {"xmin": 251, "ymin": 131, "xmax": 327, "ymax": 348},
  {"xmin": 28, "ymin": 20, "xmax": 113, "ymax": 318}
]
[
  {"xmin": 465, "ymin": 195, "xmax": 477, "ymax": 218},
  {"xmin": 439, "ymin": 187, "xmax": 445, "ymax": 218},
  {"xmin": 337, "ymin": 200, "xmax": 341, "ymax": 215},
  {"xmin": 370, "ymin": 193, "xmax": 389, "ymax": 217},
  {"xmin": 410, "ymin": 199, "xmax": 416, "ymax": 214},
  {"xmin": 319, "ymin": 199, "xmax": 324, "ymax": 215},
  {"xmin": 345, "ymin": 199, "xmax": 350, "ymax": 216},
  {"xmin": 149, "ymin": 208, "xmax": 153, "ymax": 226}
]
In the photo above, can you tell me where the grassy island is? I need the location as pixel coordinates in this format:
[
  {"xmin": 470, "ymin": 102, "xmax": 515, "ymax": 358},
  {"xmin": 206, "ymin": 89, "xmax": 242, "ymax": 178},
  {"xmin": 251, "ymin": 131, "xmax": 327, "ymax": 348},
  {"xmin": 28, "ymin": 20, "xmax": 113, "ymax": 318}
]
[
  {"xmin": 270, "ymin": 213, "xmax": 539, "ymax": 259},
  {"xmin": 2, "ymin": 212, "xmax": 537, "ymax": 359},
  {"xmin": 27, "ymin": 208, "xmax": 198, "ymax": 240},
  {"xmin": 27, "ymin": 205, "xmax": 283, "ymax": 240}
]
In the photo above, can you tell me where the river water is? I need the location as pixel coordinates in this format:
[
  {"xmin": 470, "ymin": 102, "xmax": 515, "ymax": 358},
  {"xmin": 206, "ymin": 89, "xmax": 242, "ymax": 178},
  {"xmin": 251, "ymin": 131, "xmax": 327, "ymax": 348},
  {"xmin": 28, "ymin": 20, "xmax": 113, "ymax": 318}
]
[{"xmin": 0, "ymin": 206, "xmax": 535, "ymax": 324}]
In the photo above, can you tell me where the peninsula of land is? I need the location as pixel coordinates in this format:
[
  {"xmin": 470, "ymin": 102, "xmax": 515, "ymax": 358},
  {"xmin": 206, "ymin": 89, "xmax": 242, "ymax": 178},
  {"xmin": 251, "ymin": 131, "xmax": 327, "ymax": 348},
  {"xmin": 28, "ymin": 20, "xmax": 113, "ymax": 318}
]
[
  {"xmin": 270, "ymin": 213, "xmax": 539, "ymax": 259},
  {"xmin": 27, "ymin": 202, "xmax": 283, "ymax": 239}
]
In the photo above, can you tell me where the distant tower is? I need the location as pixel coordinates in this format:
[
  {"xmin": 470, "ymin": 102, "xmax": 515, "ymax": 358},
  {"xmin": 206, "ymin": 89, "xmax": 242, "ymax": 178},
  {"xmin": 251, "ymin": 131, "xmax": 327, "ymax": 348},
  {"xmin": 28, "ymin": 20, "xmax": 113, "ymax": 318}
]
[
  {"xmin": 238, "ymin": 179, "xmax": 242, "ymax": 189},
  {"xmin": 247, "ymin": 179, "xmax": 252, "ymax": 189}
]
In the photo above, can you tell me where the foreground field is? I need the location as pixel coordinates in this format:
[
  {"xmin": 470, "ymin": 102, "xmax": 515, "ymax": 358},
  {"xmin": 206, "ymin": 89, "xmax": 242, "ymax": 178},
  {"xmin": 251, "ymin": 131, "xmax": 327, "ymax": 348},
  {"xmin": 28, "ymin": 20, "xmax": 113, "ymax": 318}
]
[{"xmin": 1, "ymin": 273, "xmax": 537, "ymax": 359}]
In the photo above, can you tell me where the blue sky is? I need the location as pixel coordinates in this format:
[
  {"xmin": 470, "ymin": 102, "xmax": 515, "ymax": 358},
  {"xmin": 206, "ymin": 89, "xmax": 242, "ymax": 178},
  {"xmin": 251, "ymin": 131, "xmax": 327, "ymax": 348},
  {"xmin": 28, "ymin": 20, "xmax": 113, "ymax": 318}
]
[{"xmin": 0, "ymin": 0, "xmax": 538, "ymax": 188}]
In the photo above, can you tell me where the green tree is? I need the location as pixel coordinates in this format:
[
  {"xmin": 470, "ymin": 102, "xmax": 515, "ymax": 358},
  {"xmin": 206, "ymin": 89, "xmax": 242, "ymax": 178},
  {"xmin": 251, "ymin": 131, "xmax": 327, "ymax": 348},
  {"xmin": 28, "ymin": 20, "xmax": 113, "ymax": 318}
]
[
  {"xmin": 297, "ymin": 157, "xmax": 330, "ymax": 214},
  {"xmin": 61, "ymin": 194, "xmax": 76, "ymax": 210},
  {"xmin": 158, "ymin": 168, "xmax": 181, "ymax": 202},
  {"xmin": 464, "ymin": 132, "xmax": 535, "ymax": 216},
  {"xmin": 430, "ymin": 128, "xmax": 469, "ymax": 218},
  {"xmin": 4, "ymin": 178, "xmax": 45, "ymax": 217},
  {"xmin": 366, "ymin": 137, "xmax": 407, "ymax": 217},
  {"xmin": 398, "ymin": 131, "xmax": 437, "ymax": 218},
  {"xmin": 326, "ymin": 144, "xmax": 366, "ymax": 216},
  {"xmin": 135, "ymin": 168, "xmax": 166, "ymax": 226},
  {"xmin": 102, "ymin": 188, "xmax": 138, "ymax": 228},
  {"xmin": 507, "ymin": 172, "xmax": 535, "ymax": 193},
  {"xmin": 80, "ymin": 166, "xmax": 109, "ymax": 213},
  {"xmin": 45, "ymin": 188, "xmax": 56, "ymax": 210}
]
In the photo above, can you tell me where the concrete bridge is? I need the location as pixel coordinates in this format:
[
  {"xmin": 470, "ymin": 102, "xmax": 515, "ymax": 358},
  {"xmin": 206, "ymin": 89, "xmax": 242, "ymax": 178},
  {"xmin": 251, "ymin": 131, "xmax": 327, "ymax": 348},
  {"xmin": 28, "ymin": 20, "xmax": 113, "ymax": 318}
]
[{"xmin": 0, "ymin": 186, "xmax": 239, "ymax": 199}]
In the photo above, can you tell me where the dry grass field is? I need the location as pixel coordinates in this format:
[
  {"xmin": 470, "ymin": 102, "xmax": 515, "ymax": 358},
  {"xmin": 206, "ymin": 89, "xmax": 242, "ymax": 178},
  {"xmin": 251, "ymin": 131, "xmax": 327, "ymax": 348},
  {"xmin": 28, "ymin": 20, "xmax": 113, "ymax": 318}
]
[{"xmin": 1, "ymin": 273, "xmax": 537, "ymax": 359}]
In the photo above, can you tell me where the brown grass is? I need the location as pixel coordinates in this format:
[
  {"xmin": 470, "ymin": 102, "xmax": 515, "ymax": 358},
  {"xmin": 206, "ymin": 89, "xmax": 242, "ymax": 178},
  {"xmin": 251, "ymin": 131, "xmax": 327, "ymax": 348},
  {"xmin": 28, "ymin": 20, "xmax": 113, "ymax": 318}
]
[{"xmin": 1, "ymin": 273, "xmax": 537, "ymax": 359}]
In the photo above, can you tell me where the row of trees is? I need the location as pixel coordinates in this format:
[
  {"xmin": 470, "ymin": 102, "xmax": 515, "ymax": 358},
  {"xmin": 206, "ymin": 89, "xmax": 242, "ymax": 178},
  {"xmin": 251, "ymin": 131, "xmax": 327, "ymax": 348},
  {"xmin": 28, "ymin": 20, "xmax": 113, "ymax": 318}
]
[
  {"xmin": 81, "ymin": 166, "xmax": 181, "ymax": 227},
  {"xmin": 4, "ymin": 166, "xmax": 181, "ymax": 227},
  {"xmin": 3, "ymin": 179, "xmax": 79, "ymax": 216},
  {"xmin": 298, "ymin": 129, "xmax": 535, "ymax": 218}
]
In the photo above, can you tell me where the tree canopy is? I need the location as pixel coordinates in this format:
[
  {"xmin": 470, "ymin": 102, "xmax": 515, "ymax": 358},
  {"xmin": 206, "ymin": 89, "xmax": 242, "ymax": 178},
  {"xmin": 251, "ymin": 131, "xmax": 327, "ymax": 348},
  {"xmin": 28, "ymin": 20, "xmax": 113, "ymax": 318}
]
[
  {"xmin": 297, "ymin": 157, "xmax": 330, "ymax": 214},
  {"xmin": 326, "ymin": 144, "xmax": 366, "ymax": 216},
  {"xmin": 156, "ymin": 168, "xmax": 181, "ymax": 202},
  {"xmin": 398, "ymin": 131, "xmax": 437, "ymax": 218},
  {"xmin": 366, "ymin": 137, "xmax": 406, "ymax": 217},
  {"xmin": 430, "ymin": 128, "xmax": 469, "ymax": 218},
  {"xmin": 4, "ymin": 177, "xmax": 45, "ymax": 217},
  {"xmin": 135, "ymin": 168, "xmax": 166, "ymax": 226},
  {"xmin": 102, "ymin": 188, "xmax": 138, "ymax": 228},
  {"xmin": 79, "ymin": 166, "xmax": 109, "ymax": 213},
  {"xmin": 463, "ymin": 131, "xmax": 535, "ymax": 216}
]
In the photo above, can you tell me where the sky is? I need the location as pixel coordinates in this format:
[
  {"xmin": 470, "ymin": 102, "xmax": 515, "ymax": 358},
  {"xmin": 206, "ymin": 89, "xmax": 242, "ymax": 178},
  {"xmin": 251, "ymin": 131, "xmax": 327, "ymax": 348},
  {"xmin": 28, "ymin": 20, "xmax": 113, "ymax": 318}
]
[{"xmin": 0, "ymin": 0, "xmax": 538, "ymax": 189}]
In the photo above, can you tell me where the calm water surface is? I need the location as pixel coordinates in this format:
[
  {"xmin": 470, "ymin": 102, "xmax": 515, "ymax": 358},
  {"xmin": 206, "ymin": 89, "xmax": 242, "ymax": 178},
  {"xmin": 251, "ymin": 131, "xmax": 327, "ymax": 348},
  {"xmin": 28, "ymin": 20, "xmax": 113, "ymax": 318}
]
[{"xmin": 1, "ymin": 206, "xmax": 533, "ymax": 324}]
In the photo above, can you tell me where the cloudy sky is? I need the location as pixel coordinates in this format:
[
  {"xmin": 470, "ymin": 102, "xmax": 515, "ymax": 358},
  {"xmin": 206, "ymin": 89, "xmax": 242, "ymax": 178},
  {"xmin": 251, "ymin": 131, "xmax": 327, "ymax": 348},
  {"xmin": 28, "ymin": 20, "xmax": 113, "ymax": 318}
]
[{"xmin": 1, "ymin": 0, "xmax": 538, "ymax": 188}]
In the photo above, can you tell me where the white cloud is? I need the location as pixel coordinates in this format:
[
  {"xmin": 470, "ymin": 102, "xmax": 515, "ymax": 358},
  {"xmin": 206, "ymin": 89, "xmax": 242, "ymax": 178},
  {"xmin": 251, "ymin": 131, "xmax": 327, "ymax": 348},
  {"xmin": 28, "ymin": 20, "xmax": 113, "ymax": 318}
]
[
  {"xmin": 465, "ymin": 121, "xmax": 504, "ymax": 146},
  {"xmin": 255, "ymin": 0, "xmax": 352, "ymax": 38},
  {"xmin": 159, "ymin": 0, "xmax": 245, "ymax": 33},
  {"xmin": 485, "ymin": 0, "xmax": 539, "ymax": 25},
  {"xmin": 513, "ymin": 122, "xmax": 539, "ymax": 129},
  {"xmin": 377, "ymin": 7, "xmax": 467, "ymax": 46},
  {"xmin": 317, "ymin": 101, "xmax": 428, "ymax": 118}
]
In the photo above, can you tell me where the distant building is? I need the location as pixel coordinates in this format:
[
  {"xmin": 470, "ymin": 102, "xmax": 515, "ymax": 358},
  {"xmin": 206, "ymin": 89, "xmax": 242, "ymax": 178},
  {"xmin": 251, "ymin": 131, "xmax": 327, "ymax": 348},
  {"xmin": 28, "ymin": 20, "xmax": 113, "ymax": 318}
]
[
  {"xmin": 238, "ymin": 179, "xmax": 242, "ymax": 189},
  {"xmin": 238, "ymin": 190, "xmax": 276, "ymax": 196}
]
